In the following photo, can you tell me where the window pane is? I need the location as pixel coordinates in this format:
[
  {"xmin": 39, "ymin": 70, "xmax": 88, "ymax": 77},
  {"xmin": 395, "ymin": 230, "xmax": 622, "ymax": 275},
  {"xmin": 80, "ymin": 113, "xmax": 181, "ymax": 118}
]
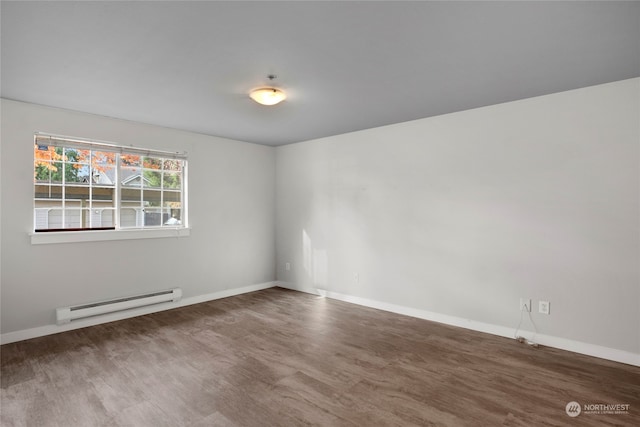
[
  {"xmin": 122, "ymin": 187, "xmax": 140, "ymax": 202},
  {"xmin": 50, "ymin": 162, "xmax": 63, "ymax": 184},
  {"xmin": 90, "ymin": 208, "xmax": 115, "ymax": 228},
  {"xmin": 64, "ymin": 148, "xmax": 88, "ymax": 165},
  {"xmin": 164, "ymin": 200, "xmax": 181, "ymax": 225},
  {"xmin": 65, "ymin": 163, "xmax": 89, "ymax": 184},
  {"xmin": 35, "ymin": 146, "xmax": 57, "ymax": 184},
  {"xmin": 77, "ymin": 208, "xmax": 92, "ymax": 228},
  {"xmin": 74, "ymin": 164, "xmax": 91, "ymax": 184},
  {"xmin": 143, "ymin": 189, "xmax": 162, "ymax": 207},
  {"xmin": 163, "ymin": 190, "xmax": 181, "ymax": 203},
  {"xmin": 143, "ymin": 208, "xmax": 163, "ymax": 226},
  {"xmin": 76, "ymin": 149, "xmax": 91, "ymax": 162},
  {"xmin": 143, "ymin": 170, "xmax": 161, "ymax": 188},
  {"xmin": 65, "ymin": 185, "xmax": 90, "ymax": 200},
  {"xmin": 93, "ymin": 165, "xmax": 115, "ymax": 186},
  {"xmin": 34, "ymin": 162, "xmax": 53, "ymax": 183},
  {"xmin": 163, "ymin": 172, "xmax": 181, "ymax": 189},
  {"xmin": 93, "ymin": 186, "xmax": 115, "ymax": 202},
  {"xmin": 47, "ymin": 208, "xmax": 64, "ymax": 229},
  {"xmin": 35, "ymin": 184, "xmax": 63, "ymax": 200},
  {"xmin": 62, "ymin": 208, "xmax": 82, "ymax": 229},
  {"xmin": 92, "ymin": 150, "xmax": 115, "ymax": 167},
  {"xmin": 121, "ymin": 154, "xmax": 141, "ymax": 167},
  {"xmin": 34, "ymin": 144, "xmax": 53, "ymax": 161},
  {"xmin": 64, "ymin": 165, "xmax": 85, "ymax": 184},
  {"xmin": 34, "ymin": 204, "xmax": 61, "ymax": 230},
  {"xmin": 163, "ymin": 159, "xmax": 183, "ymax": 172},
  {"xmin": 34, "ymin": 162, "xmax": 58, "ymax": 183},
  {"xmin": 120, "ymin": 207, "xmax": 142, "ymax": 228},
  {"xmin": 103, "ymin": 209, "xmax": 115, "ymax": 228},
  {"xmin": 91, "ymin": 151, "xmax": 115, "ymax": 185},
  {"xmin": 49, "ymin": 147, "xmax": 64, "ymax": 182},
  {"xmin": 34, "ymin": 145, "xmax": 63, "ymax": 183},
  {"xmin": 121, "ymin": 166, "xmax": 142, "ymax": 187},
  {"xmin": 143, "ymin": 156, "xmax": 162, "ymax": 170}
]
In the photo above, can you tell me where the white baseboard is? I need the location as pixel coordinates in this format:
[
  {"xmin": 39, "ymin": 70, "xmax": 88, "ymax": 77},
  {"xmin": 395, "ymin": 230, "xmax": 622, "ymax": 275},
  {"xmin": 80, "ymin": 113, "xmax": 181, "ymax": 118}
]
[
  {"xmin": 4, "ymin": 282, "xmax": 638, "ymax": 367},
  {"xmin": 309, "ymin": 288, "xmax": 639, "ymax": 367},
  {"xmin": 274, "ymin": 281, "xmax": 321, "ymax": 296},
  {"xmin": 0, "ymin": 281, "xmax": 277, "ymax": 345}
]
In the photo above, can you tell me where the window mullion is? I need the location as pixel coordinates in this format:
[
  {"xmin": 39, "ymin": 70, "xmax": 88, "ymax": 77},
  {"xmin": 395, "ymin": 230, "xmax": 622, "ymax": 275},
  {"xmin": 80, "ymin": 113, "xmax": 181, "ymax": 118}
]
[
  {"xmin": 181, "ymin": 161, "xmax": 186, "ymax": 228},
  {"xmin": 88, "ymin": 154, "xmax": 93, "ymax": 229},
  {"xmin": 160, "ymin": 161, "xmax": 164, "ymax": 226},
  {"xmin": 61, "ymin": 148, "xmax": 66, "ymax": 229},
  {"xmin": 115, "ymin": 152, "xmax": 121, "ymax": 230},
  {"xmin": 140, "ymin": 162, "xmax": 144, "ymax": 228}
]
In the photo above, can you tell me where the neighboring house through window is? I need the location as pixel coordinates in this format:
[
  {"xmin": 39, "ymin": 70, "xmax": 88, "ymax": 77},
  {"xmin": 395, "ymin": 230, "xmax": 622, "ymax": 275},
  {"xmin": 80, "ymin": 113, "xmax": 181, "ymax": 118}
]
[{"xmin": 34, "ymin": 133, "xmax": 187, "ymax": 232}]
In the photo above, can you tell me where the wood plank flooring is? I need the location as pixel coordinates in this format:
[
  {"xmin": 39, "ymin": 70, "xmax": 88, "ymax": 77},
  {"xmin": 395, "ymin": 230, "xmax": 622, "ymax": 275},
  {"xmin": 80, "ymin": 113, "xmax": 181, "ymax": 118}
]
[{"xmin": 1, "ymin": 287, "xmax": 639, "ymax": 426}]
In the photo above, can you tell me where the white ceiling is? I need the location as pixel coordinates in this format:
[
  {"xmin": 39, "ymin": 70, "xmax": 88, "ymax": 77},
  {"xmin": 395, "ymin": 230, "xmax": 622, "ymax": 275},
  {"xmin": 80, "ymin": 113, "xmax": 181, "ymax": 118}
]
[{"xmin": 2, "ymin": 1, "xmax": 639, "ymax": 146}]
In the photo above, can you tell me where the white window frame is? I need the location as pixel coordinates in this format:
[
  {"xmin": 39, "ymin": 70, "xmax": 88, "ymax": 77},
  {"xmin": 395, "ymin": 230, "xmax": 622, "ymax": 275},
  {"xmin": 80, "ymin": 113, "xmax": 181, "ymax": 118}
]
[{"xmin": 31, "ymin": 133, "xmax": 189, "ymax": 245}]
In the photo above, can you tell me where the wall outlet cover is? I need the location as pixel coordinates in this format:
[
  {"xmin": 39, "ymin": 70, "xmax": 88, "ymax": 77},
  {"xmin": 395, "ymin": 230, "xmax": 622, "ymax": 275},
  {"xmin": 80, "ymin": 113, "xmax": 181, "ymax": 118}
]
[
  {"xmin": 520, "ymin": 298, "xmax": 531, "ymax": 312},
  {"xmin": 539, "ymin": 301, "xmax": 550, "ymax": 315}
]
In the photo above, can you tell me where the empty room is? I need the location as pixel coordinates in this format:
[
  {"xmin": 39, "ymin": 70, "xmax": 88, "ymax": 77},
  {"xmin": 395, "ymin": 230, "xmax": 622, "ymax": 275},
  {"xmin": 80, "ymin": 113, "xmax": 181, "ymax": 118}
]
[{"xmin": 1, "ymin": 1, "xmax": 639, "ymax": 426}]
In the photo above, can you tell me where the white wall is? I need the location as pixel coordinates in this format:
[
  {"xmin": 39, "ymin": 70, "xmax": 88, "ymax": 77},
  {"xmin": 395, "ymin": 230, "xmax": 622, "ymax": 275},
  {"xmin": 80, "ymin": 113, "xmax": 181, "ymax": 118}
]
[
  {"xmin": 276, "ymin": 78, "xmax": 640, "ymax": 356},
  {"xmin": 0, "ymin": 99, "xmax": 276, "ymax": 334},
  {"xmin": 2, "ymin": 79, "xmax": 638, "ymax": 362}
]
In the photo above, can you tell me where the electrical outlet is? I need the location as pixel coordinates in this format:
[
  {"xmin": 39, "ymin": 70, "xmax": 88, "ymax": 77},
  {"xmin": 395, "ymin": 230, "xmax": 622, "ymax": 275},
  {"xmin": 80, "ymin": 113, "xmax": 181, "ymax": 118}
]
[
  {"xmin": 354, "ymin": 273, "xmax": 360, "ymax": 283},
  {"xmin": 520, "ymin": 298, "xmax": 531, "ymax": 312},
  {"xmin": 285, "ymin": 262, "xmax": 290, "ymax": 271},
  {"xmin": 539, "ymin": 301, "xmax": 550, "ymax": 315}
]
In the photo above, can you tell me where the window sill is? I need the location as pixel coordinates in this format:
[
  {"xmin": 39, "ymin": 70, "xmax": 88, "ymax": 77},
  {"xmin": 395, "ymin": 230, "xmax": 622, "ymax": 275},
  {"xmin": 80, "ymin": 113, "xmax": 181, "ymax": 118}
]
[{"xmin": 30, "ymin": 227, "xmax": 190, "ymax": 245}]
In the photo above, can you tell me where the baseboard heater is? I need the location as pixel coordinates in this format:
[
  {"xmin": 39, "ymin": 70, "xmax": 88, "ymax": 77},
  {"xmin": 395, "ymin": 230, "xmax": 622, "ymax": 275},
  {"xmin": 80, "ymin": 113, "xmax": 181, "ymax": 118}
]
[{"xmin": 56, "ymin": 288, "xmax": 182, "ymax": 325}]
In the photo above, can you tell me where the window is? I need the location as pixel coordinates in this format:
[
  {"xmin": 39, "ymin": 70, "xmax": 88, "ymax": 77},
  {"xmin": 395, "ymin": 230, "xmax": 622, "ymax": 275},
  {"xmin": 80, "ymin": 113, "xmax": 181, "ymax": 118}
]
[{"xmin": 34, "ymin": 133, "xmax": 187, "ymax": 233}]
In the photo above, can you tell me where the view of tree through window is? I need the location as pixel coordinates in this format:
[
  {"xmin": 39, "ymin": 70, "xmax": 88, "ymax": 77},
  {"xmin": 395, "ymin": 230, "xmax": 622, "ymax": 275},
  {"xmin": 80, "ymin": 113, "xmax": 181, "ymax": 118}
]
[{"xmin": 34, "ymin": 135, "xmax": 187, "ymax": 232}]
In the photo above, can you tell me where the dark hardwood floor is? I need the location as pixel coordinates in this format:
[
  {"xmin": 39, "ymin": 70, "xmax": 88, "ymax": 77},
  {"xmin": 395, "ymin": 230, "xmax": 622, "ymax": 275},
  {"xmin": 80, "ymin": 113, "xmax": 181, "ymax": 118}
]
[{"xmin": 1, "ymin": 287, "xmax": 639, "ymax": 426}]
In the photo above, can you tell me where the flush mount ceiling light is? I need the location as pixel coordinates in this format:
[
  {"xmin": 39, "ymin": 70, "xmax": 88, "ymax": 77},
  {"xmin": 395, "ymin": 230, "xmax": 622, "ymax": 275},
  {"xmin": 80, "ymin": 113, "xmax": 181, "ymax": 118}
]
[
  {"xmin": 250, "ymin": 88, "xmax": 286, "ymax": 106},
  {"xmin": 249, "ymin": 75, "xmax": 287, "ymax": 106}
]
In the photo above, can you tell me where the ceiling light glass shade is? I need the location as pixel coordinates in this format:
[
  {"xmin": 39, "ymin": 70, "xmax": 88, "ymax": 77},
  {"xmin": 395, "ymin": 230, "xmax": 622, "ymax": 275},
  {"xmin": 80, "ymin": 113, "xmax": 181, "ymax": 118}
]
[{"xmin": 249, "ymin": 87, "xmax": 287, "ymax": 105}]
